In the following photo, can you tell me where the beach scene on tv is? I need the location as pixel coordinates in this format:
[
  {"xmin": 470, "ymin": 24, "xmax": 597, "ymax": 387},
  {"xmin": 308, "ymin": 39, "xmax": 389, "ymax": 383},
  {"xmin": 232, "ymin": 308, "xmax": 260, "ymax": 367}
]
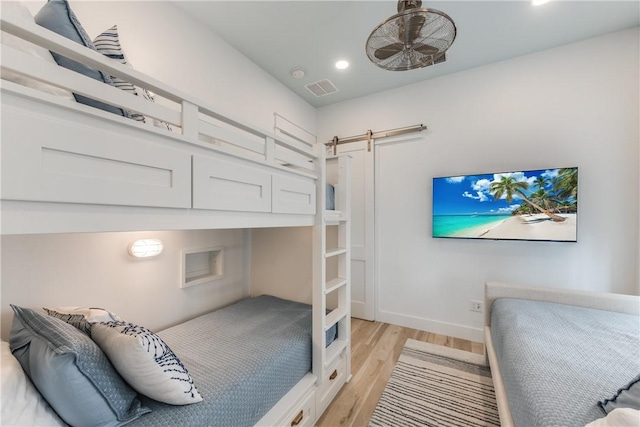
[{"xmin": 432, "ymin": 167, "xmax": 578, "ymax": 241}]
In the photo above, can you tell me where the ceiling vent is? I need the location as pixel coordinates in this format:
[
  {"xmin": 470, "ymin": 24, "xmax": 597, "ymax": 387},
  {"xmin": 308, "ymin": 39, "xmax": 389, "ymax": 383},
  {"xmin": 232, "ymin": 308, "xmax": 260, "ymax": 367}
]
[{"xmin": 304, "ymin": 79, "xmax": 339, "ymax": 97}]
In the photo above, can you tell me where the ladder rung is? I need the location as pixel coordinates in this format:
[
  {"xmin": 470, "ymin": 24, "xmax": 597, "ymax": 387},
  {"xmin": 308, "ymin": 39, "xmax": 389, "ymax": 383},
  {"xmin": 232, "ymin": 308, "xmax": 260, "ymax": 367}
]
[
  {"xmin": 325, "ymin": 338, "xmax": 347, "ymax": 367},
  {"xmin": 324, "ymin": 210, "xmax": 346, "ymax": 224},
  {"xmin": 324, "ymin": 307, "xmax": 348, "ymax": 331},
  {"xmin": 325, "ymin": 277, "xmax": 347, "ymax": 294},
  {"xmin": 325, "ymin": 247, "xmax": 347, "ymax": 258}
]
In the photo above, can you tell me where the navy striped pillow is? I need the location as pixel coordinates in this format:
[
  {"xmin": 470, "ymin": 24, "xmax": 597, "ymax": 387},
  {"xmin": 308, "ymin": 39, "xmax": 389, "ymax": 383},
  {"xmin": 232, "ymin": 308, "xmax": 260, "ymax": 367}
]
[{"xmin": 93, "ymin": 25, "xmax": 171, "ymax": 130}]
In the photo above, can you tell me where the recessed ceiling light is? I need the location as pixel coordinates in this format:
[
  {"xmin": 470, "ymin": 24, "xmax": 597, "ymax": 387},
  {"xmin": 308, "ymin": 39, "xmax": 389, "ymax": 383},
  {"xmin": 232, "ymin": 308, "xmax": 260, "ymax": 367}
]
[
  {"xmin": 335, "ymin": 60, "xmax": 349, "ymax": 70},
  {"xmin": 532, "ymin": 0, "xmax": 551, "ymax": 6}
]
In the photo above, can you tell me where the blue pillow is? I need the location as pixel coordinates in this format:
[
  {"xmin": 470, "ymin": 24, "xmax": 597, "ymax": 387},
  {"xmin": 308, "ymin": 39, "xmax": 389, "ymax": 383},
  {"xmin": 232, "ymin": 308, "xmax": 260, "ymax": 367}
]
[
  {"xmin": 34, "ymin": 0, "xmax": 128, "ymax": 117},
  {"xmin": 326, "ymin": 183, "xmax": 335, "ymax": 210},
  {"xmin": 599, "ymin": 374, "xmax": 640, "ymax": 414},
  {"xmin": 9, "ymin": 305, "xmax": 150, "ymax": 427}
]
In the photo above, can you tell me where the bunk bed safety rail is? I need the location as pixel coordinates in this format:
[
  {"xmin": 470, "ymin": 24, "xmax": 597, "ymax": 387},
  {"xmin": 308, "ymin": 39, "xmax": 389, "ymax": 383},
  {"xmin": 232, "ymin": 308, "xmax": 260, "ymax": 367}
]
[{"xmin": 0, "ymin": 14, "xmax": 317, "ymax": 177}]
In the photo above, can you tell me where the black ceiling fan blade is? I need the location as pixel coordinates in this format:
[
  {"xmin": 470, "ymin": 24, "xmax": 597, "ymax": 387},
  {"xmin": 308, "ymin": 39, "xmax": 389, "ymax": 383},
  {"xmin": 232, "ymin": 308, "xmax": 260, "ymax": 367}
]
[
  {"xmin": 413, "ymin": 43, "xmax": 439, "ymax": 55},
  {"xmin": 374, "ymin": 43, "xmax": 404, "ymax": 60}
]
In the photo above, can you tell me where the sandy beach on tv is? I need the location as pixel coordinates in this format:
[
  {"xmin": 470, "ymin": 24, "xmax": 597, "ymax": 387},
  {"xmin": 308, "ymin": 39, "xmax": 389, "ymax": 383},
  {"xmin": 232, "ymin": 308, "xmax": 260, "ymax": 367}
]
[
  {"xmin": 432, "ymin": 167, "xmax": 578, "ymax": 241},
  {"xmin": 449, "ymin": 213, "xmax": 577, "ymax": 241}
]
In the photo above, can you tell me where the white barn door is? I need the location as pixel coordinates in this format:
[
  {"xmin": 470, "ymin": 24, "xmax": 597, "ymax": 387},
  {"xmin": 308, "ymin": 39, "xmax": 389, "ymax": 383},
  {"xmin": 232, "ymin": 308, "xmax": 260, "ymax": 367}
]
[{"xmin": 334, "ymin": 141, "xmax": 375, "ymax": 320}]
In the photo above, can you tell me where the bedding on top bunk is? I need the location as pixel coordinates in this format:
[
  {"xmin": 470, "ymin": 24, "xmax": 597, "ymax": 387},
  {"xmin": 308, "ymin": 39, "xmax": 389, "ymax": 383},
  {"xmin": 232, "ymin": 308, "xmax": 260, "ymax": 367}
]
[
  {"xmin": 326, "ymin": 183, "xmax": 335, "ymax": 210},
  {"xmin": 127, "ymin": 295, "xmax": 337, "ymax": 427},
  {"xmin": 490, "ymin": 298, "xmax": 640, "ymax": 427}
]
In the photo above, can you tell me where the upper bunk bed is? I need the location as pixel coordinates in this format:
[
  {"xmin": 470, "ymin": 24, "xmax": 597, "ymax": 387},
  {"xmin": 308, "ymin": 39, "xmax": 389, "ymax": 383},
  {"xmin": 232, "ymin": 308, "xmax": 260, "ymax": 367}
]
[
  {"xmin": 1, "ymin": 1, "xmax": 323, "ymax": 235},
  {"xmin": 1, "ymin": 3, "xmax": 352, "ymax": 426}
]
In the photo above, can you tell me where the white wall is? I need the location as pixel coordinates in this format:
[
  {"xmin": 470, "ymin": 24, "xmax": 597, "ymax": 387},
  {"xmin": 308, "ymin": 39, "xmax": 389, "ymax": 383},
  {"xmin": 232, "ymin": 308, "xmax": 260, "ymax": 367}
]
[
  {"xmin": 1, "ymin": 230, "xmax": 248, "ymax": 340},
  {"xmin": 317, "ymin": 28, "xmax": 640, "ymax": 341},
  {"xmin": 250, "ymin": 227, "xmax": 313, "ymax": 304},
  {"xmin": 23, "ymin": 0, "xmax": 317, "ymax": 134}
]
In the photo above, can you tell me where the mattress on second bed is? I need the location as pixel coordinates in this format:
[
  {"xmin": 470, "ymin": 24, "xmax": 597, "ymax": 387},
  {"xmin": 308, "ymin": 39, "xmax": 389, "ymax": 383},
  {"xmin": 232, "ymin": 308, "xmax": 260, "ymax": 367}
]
[
  {"xmin": 490, "ymin": 298, "xmax": 640, "ymax": 427},
  {"xmin": 128, "ymin": 295, "xmax": 335, "ymax": 427}
]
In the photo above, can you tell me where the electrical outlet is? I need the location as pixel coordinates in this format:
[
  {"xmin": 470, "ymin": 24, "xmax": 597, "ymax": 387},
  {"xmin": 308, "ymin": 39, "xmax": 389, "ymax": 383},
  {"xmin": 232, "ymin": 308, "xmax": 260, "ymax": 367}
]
[{"xmin": 469, "ymin": 300, "xmax": 483, "ymax": 312}]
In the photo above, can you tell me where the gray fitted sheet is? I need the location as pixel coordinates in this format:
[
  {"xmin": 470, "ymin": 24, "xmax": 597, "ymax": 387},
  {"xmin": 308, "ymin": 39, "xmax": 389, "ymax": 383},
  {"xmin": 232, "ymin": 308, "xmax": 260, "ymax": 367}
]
[
  {"xmin": 128, "ymin": 295, "xmax": 335, "ymax": 427},
  {"xmin": 491, "ymin": 298, "xmax": 640, "ymax": 427}
]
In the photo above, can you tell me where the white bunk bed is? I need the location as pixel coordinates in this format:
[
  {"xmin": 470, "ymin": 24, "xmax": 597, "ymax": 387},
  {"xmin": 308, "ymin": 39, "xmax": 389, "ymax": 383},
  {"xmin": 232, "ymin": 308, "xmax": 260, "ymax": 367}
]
[{"xmin": 1, "ymin": 4, "xmax": 351, "ymax": 426}]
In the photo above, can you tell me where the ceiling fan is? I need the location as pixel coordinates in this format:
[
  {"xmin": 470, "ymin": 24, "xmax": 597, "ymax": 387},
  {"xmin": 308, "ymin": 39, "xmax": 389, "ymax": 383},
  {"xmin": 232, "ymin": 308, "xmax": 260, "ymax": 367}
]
[{"xmin": 366, "ymin": 0, "xmax": 457, "ymax": 71}]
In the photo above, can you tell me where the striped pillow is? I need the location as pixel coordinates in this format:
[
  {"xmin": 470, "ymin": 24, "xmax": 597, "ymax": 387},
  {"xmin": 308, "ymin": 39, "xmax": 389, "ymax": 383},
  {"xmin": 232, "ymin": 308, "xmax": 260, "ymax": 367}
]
[{"xmin": 93, "ymin": 25, "xmax": 171, "ymax": 130}]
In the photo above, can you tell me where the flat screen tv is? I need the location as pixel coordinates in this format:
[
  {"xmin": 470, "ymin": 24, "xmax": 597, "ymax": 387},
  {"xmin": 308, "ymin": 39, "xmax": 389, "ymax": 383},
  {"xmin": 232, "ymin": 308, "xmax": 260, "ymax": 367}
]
[{"xmin": 432, "ymin": 167, "xmax": 578, "ymax": 242}]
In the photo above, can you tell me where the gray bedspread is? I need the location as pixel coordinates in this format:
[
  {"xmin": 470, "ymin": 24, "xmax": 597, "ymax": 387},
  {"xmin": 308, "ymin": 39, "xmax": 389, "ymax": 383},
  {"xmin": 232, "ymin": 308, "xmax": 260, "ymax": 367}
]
[
  {"xmin": 128, "ymin": 295, "xmax": 335, "ymax": 427},
  {"xmin": 491, "ymin": 298, "xmax": 640, "ymax": 427}
]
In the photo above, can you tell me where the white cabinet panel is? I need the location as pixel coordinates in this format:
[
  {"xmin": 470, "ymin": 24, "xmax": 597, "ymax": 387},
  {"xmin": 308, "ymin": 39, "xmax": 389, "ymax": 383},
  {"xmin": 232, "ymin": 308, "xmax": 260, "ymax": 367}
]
[
  {"xmin": 272, "ymin": 174, "xmax": 316, "ymax": 215},
  {"xmin": 316, "ymin": 354, "xmax": 347, "ymax": 416},
  {"xmin": 1, "ymin": 105, "xmax": 191, "ymax": 208},
  {"xmin": 192, "ymin": 155, "xmax": 271, "ymax": 212}
]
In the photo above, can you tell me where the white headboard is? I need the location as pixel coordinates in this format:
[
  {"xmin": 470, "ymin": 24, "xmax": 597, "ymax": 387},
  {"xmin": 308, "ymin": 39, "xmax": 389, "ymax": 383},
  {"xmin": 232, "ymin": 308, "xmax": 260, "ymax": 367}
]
[{"xmin": 484, "ymin": 281, "xmax": 640, "ymax": 327}]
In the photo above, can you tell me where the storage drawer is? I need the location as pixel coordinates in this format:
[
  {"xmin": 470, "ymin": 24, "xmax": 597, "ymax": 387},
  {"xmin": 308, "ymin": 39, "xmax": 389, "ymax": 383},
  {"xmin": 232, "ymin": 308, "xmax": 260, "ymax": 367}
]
[
  {"xmin": 278, "ymin": 390, "xmax": 316, "ymax": 427},
  {"xmin": 272, "ymin": 174, "xmax": 316, "ymax": 215},
  {"xmin": 192, "ymin": 155, "xmax": 271, "ymax": 212},
  {"xmin": 1, "ymin": 105, "xmax": 191, "ymax": 208},
  {"xmin": 317, "ymin": 355, "xmax": 347, "ymax": 415}
]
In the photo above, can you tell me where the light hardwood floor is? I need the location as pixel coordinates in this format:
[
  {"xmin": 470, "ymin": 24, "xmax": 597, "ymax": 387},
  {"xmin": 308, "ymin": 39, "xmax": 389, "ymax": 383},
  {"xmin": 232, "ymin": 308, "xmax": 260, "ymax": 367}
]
[{"xmin": 316, "ymin": 318, "xmax": 484, "ymax": 427}]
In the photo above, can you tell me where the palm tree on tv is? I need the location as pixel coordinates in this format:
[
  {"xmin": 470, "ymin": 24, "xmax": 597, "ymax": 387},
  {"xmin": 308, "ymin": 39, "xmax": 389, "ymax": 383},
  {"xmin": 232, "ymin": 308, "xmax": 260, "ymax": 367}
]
[
  {"xmin": 552, "ymin": 168, "xmax": 578, "ymax": 200},
  {"xmin": 534, "ymin": 175, "xmax": 550, "ymax": 191},
  {"xmin": 489, "ymin": 176, "xmax": 566, "ymax": 222}
]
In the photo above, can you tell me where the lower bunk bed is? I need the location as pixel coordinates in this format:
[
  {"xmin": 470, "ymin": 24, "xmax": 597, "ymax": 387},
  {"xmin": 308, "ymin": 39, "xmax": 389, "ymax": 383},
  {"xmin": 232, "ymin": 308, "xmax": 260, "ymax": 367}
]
[
  {"xmin": 5, "ymin": 295, "xmax": 340, "ymax": 427},
  {"xmin": 484, "ymin": 282, "xmax": 640, "ymax": 427}
]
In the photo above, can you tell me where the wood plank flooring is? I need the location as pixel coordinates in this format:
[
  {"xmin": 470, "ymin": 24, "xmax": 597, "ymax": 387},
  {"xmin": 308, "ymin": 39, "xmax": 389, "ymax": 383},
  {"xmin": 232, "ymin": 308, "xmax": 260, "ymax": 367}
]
[{"xmin": 316, "ymin": 318, "xmax": 484, "ymax": 427}]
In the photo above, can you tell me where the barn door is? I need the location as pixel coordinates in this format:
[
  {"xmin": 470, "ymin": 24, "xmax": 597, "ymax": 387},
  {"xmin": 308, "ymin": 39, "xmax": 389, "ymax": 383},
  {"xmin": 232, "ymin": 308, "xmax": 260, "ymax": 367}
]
[{"xmin": 334, "ymin": 140, "xmax": 375, "ymax": 321}]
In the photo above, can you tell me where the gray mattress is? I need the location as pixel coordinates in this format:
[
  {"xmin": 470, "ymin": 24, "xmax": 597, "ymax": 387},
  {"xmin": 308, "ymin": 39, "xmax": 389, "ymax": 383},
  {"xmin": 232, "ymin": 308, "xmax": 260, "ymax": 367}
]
[
  {"xmin": 490, "ymin": 298, "xmax": 640, "ymax": 427},
  {"xmin": 128, "ymin": 295, "xmax": 336, "ymax": 427}
]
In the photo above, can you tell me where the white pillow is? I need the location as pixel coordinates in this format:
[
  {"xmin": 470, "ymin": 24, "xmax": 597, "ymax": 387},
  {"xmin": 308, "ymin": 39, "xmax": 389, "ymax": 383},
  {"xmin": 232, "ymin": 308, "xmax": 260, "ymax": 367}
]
[
  {"xmin": 1, "ymin": 341, "xmax": 65, "ymax": 426},
  {"xmin": 0, "ymin": 1, "xmax": 74, "ymax": 100},
  {"xmin": 91, "ymin": 321, "xmax": 202, "ymax": 405},
  {"xmin": 585, "ymin": 408, "xmax": 640, "ymax": 427}
]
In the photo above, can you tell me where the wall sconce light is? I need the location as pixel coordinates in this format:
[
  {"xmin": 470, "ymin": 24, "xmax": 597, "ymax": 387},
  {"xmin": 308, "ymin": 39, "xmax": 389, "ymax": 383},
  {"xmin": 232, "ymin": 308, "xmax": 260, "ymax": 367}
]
[{"xmin": 128, "ymin": 239, "xmax": 163, "ymax": 258}]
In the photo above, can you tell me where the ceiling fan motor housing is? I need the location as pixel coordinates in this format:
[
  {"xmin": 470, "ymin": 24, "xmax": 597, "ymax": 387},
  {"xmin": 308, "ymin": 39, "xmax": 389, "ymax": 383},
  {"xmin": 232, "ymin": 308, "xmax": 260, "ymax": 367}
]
[{"xmin": 398, "ymin": 0, "xmax": 422, "ymax": 12}]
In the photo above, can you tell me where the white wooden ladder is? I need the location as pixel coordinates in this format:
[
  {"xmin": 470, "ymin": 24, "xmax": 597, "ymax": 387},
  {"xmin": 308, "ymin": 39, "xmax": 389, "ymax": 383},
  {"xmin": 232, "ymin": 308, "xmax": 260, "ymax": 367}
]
[{"xmin": 313, "ymin": 147, "xmax": 352, "ymax": 413}]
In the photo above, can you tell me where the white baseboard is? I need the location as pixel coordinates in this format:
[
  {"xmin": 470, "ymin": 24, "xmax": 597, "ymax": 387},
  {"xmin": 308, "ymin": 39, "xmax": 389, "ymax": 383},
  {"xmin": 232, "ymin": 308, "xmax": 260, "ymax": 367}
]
[{"xmin": 375, "ymin": 309, "xmax": 484, "ymax": 343}]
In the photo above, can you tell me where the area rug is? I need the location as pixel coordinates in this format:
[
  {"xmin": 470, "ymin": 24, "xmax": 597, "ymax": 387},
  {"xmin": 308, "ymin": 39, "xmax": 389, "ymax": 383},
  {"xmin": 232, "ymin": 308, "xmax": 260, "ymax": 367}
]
[{"xmin": 369, "ymin": 339, "xmax": 500, "ymax": 427}]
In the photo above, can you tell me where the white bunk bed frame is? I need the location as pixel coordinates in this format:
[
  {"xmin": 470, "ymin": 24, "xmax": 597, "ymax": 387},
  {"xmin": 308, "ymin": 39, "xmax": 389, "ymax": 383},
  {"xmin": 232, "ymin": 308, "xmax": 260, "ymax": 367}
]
[{"xmin": 1, "ymin": 12, "xmax": 351, "ymax": 427}]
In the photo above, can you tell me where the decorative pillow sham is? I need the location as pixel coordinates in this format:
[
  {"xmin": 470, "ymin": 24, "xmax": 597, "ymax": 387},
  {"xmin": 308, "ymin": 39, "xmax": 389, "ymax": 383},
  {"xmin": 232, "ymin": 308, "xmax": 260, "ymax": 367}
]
[
  {"xmin": 599, "ymin": 373, "xmax": 640, "ymax": 414},
  {"xmin": 93, "ymin": 25, "xmax": 172, "ymax": 130},
  {"xmin": 43, "ymin": 306, "xmax": 122, "ymax": 335},
  {"xmin": 9, "ymin": 305, "xmax": 150, "ymax": 427},
  {"xmin": 91, "ymin": 321, "xmax": 202, "ymax": 405},
  {"xmin": 0, "ymin": 1, "xmax": 74, "ymax": 100},
  {"xmin": 586, "ymin": 408, "xmax": 640, "ymax": 427},
  {"xmin": 33, "ymin": 0, "xmax": 128, "ymax": 117},
  {"xmin": 1, "ymin": 341, "xmax": 65, "ymax": 427}
]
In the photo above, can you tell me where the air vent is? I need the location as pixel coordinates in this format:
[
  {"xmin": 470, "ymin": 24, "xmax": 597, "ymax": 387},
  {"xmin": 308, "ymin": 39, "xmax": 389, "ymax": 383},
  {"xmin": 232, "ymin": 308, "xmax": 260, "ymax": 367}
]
[{"xmin": 305, "ymin": 79, "xmax": 339, "ymax": 97}]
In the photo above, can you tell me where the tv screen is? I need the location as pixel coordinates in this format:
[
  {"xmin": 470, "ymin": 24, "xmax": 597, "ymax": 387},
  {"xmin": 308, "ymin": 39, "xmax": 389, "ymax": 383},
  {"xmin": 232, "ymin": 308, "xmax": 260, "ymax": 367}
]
[{"xmin": 432, "ymin": 167, "xmax": 578, "ymax": 242}]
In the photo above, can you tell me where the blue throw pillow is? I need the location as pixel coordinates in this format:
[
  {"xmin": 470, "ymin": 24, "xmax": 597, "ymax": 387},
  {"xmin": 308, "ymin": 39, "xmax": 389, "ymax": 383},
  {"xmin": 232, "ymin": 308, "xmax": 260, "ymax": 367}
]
[
  {"xmin": 326, "ymin": 183, "xmax": 335, "ymax": 210},
  {"xmin": 9, "ymin": 305, "xmax": 150, "ymax": 427},
  {"xmin": 599, "ymin": 374, "xmax": 640, "ymax": 414},
  {"xmin": 33, "ymin": 0, "xmax": 128, "ymax": 117}
]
